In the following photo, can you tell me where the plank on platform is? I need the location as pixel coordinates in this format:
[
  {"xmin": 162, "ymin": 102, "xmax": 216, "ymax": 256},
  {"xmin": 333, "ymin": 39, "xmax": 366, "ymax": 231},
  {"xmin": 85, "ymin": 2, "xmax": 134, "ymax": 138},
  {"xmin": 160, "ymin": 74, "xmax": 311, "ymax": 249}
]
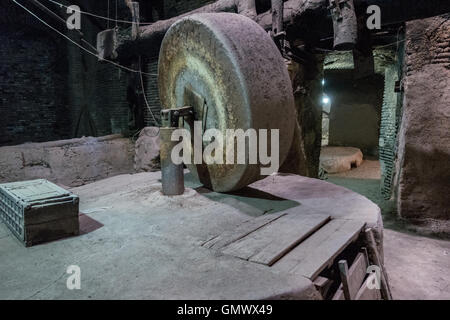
[
  {"xmin": 202, "ymin": 212, "xmax": 286, "ymax": 250},
  {"xmin": 222, "ymin": 214, "xmax": 330, "ymax": 266},
  {"xmin": 221, "ymin": 213, "xmax": 330, "ymax": 266},
  {"xmin": 273, "ymin": 219, "xmax": 365, "ymax": 279}
]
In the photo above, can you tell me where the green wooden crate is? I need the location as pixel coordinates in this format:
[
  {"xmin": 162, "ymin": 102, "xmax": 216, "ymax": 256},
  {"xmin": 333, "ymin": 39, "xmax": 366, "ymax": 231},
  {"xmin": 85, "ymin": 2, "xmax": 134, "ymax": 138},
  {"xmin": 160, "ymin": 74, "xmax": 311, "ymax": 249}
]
[{"xmin": 0, "ymin": 179, "xmax": 79, "ymax": 247}]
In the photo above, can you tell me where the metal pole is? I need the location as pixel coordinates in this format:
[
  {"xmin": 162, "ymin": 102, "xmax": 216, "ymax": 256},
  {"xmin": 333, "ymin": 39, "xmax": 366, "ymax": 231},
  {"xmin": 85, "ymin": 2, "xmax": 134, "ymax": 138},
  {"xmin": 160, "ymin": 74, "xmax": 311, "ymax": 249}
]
[{"xmin": 160, "ymin": 127, "xmax": 185, "ymax": 196}]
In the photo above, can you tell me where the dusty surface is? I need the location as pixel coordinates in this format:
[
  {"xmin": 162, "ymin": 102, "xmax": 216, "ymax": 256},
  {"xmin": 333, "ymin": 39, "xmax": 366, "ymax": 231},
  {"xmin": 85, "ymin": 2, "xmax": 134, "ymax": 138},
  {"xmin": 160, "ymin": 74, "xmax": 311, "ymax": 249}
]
[
  {"xmin": 0, "ymin": 172, "xmax": 381, "ymax": 300},
  {"xmin": 134, "ymin": 127, "xmax": 160, "ymax": 172},
  {"xmin": 384, "ymin": 229, "xmax": 450, "ymax": 300},
  {"xmin": 0, "ymin": 135, "xmax": 135, "ymax": 187},
  {"xmin": 328, "ymin": 160, "xmax": 450, "ymax": 300},
  {"xmin": 320, "ymin": 146, "xmax": 363, "ymax": 173}
]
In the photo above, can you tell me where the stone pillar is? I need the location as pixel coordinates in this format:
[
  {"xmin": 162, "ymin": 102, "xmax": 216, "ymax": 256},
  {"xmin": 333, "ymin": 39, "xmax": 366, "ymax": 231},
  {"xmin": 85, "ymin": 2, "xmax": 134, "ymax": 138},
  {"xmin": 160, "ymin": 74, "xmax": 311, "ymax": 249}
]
[
  {"xmin": 280, "ymin": 56, "xmax": 325, "ymax": 178},
  {"xmin": 395, "ymin": 14, "xmax": 450, "ymax": 222}
]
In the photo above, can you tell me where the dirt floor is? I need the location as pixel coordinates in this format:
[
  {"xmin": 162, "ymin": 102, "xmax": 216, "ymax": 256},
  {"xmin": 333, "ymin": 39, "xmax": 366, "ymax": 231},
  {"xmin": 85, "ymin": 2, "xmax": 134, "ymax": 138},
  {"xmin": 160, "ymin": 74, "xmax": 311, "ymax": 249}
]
[{"xmin": 328, "ymin": 160, "xmax": 450, "ymax": 300}]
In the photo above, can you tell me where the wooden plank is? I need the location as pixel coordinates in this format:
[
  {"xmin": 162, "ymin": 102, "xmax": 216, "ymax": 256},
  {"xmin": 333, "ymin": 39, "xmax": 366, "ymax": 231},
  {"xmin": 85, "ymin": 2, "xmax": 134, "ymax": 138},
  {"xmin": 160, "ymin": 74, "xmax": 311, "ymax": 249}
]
[
  {"xmin": 364, "ymin": 228, "xmax": 392, "ymax": 300},
  {"xmin": 313, "ymin": 276, "xmax": 333, "ymax": 298},
  {"xmin": 332, "ymin": 252, "xmax": 370, "ymax": 300},
  {"xmin": 221, "ymin": 213, "xmax": 330, "ymax": 266},
  {"xmin": 202, "ymin": 212, "xmax": 286, "ymax": 250},
  {"xmin": 339, "ymin": 260, "xmax": 352, "ymax": 300},
  {"xmin": 355, "ymin": 273, "xmax": 382, "ymax": 300},
  {"xmin": 346, "ymin": 252, "xmax": 369, "ymax": 299},
  {"xmin": 332, "ymin": 288, "xmax": 345, "ymax": 300},
  {"xmin": 273, "ymin": 219, "xmax": 365, "ymax": 279},
  {"xmin": 364, "ymin": 228, "xmax": 393, "ymax": 300}
]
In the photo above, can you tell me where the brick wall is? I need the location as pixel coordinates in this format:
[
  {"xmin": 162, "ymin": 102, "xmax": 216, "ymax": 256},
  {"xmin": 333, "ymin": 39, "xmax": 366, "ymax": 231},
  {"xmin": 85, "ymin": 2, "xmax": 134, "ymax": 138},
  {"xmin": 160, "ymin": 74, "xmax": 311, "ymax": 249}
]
[
  {"xmin": 143, "ymin": 58, "xmax": 162, "ymax": 126},
  {"xmin": 65, "ymin": 0, "xmax": 130, "ymax": 139},
  {"xmin": 0, "ymin": 25, "xmax": 71, "ymax": 146},
  {"xmin": 0, "ymin": 1, "xmax": 131, "ymax": 146}
]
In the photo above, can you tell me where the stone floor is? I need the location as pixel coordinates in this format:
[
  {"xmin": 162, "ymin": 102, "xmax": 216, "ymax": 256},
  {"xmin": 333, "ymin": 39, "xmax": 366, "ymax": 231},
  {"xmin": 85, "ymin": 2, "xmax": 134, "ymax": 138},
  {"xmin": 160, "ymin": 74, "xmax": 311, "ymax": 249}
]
[
  {"xmin": 328, "ymin": 160, "xmax": 450, "ymax": 300},
  {"xmin": 1, "ymin": 162, "xmax": 448, "ymax": 300},
  {"xmin": 0, "ymin": 171, "xmax": 381, "ymax": 300}
]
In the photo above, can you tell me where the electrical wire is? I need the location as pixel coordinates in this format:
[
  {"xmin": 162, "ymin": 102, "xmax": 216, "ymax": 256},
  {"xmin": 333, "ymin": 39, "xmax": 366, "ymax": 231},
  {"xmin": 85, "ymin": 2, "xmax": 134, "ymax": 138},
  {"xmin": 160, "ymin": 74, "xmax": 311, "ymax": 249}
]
[
  {"xmin": 138, "ymin": 56, "xmax": 160, "ymax": 126},
  {"xmin": 12, "ymin": 0, "xmax": 157, "ymax": 77},
  {"xmin": 31, "ymin": 0, "xmax": 98, "ymax": 51},
  {"xmin": 44, "ymin": 0, "xmax": 154, "ymax": 25}
]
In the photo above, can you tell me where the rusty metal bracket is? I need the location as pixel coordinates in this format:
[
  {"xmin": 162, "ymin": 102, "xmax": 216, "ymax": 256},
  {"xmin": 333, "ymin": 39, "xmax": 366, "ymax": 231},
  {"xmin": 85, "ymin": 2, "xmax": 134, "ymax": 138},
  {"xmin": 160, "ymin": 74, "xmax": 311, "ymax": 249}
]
[{"xmin": 161, "ymin": 106, "xmax": 194, "ymax": 128}]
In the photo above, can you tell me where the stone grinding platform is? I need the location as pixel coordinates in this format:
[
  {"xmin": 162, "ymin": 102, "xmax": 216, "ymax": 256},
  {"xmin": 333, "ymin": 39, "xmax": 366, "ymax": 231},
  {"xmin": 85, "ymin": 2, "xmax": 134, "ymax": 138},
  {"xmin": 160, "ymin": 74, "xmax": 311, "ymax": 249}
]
[
  {"xmin": 0, "ymin": 172, "xmax": 382, "ymax": 299},
  {"xmin": 320, "ymin": 147, "xmax": 364, "ymax": 174}
]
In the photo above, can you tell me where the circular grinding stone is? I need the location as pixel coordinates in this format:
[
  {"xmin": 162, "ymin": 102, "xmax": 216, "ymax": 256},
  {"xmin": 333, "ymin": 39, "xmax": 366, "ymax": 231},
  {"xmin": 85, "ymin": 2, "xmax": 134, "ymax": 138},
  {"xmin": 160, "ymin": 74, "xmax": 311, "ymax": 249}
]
[{"xmin": 158, "ymin": 13, "xmax": 296, "ymax": 192}]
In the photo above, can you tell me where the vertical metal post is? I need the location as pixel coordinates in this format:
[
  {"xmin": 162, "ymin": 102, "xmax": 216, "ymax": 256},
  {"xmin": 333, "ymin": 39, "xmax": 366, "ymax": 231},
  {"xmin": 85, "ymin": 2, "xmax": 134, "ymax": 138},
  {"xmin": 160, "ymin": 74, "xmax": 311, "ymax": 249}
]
[{"xmin": 160, "ymin": 127, "xmax": 185, "ymax": 196}]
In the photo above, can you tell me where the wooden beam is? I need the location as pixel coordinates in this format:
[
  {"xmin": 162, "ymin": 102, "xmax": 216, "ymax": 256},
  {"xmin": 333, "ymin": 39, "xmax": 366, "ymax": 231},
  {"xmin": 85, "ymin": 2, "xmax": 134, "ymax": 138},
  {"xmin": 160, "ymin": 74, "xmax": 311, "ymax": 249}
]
[
  {"xmin": 107, "ymin": 0, "xmax": 328, "ymax": 61},
  {"xmin": 100, "ymin": 0, "xmax": 450, "ymax": 61}
]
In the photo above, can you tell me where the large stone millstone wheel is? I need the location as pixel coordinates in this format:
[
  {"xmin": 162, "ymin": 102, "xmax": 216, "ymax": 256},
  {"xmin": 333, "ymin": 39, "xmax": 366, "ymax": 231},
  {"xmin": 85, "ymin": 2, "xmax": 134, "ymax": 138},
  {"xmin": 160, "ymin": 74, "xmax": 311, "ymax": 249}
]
[{"xmin": 158, "ymin": 13, "xmax": 296, "ymax": 192}]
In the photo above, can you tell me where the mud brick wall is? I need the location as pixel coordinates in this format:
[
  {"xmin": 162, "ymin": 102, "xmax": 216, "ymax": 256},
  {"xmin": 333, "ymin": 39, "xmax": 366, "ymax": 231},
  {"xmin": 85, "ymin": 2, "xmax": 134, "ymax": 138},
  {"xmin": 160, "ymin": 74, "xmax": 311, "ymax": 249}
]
[
  {"xmin": 0, "ymin": 135, "xmax": 135, "ymax": 187},
  {"xmin": 395, "ymin": 14, "xmax": 450, "ymax": 221}
]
